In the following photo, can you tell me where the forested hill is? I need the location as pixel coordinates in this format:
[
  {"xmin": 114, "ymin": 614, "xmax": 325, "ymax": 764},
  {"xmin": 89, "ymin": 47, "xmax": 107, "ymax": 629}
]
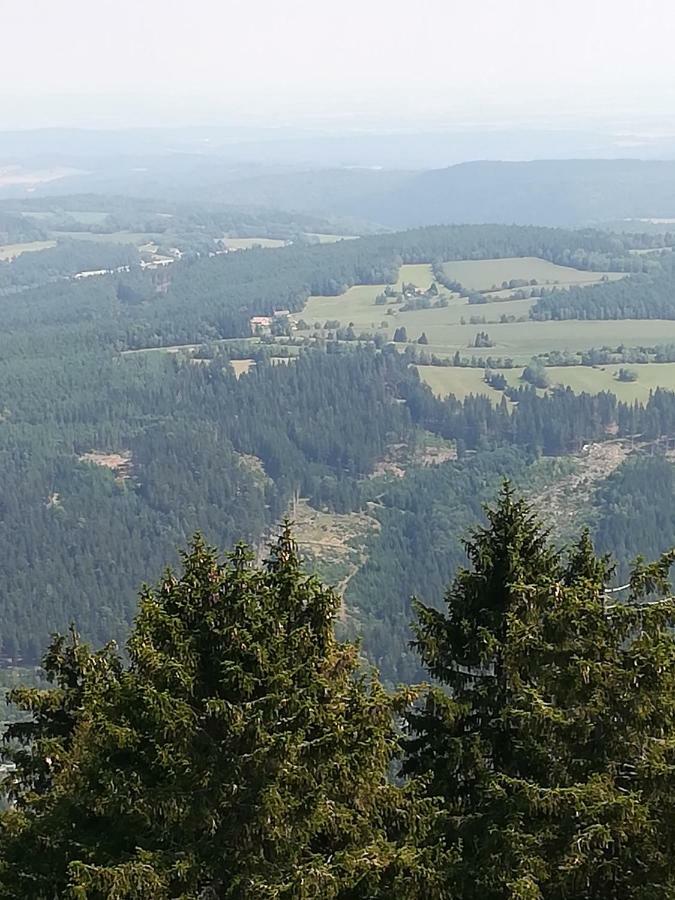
[
  {"xmin": 356, "ymin": 159, "xmax": 675, "ymax": 227},
  {"xmin": 3, "ymin": 219, "xmax": 675, "ymax": 682},
  {"xmin": 2, "ymin": 222, "xmax": 651, "ymax": 350},
  {"xmin": 123, "ymin": 224, "xmax": 653, "ymax": 348},
  {"xmin": 192, "ymin": 159, "xmax": 675, "ymax": 227},
  {"xmin": 0, "ymin": 240, "xmax": 139, "ymax": 292},
  {"xmin": 6, "ymin": 495, "xmax": 675, "ymax": 897},
  {"xmin": 530, "ymin": 263, "xmax": 675, "ymax": 320}
]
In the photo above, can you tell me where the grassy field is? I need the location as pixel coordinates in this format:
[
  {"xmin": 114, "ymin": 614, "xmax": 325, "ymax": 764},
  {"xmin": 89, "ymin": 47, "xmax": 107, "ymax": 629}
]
[
  {"xmin": 416, "ymin": 366, "xmax": 503, "ymax": 402},
  {"xmin": 395, "ymin": 263, "xmax": 435, "ymax": 290},
  {"xmin": 298, "ymin": 288, "xmax": 675, "ymax": 365},
  {"xmin": 0, "ymin": 240, "xmax": 57, "ymax": 260},
  {"xmin": 424, "ymin": 320, "xmax": 675, "ymax": 363},
  {"xmin": 295, "ymin": 260, "xmax": 675, "ymax": 364},
  {"xmin": 298, "ymin": 264, "xmax": 468, "ymax": 332},
  {"xmin": 535, "ymin": 363, "xmax": 675, "ymax": 402},
  {"xmin": 419, "ymin": 362, "xmax": 675, "ymax": 403},
  {"xmin": 441, "ymin": 257, "xmax": 623, "ymax": 291}
]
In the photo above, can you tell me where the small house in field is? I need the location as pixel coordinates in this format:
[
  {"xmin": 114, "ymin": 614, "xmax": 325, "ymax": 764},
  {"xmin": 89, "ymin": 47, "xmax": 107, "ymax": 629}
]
[{"xmin": 250, "ymin": 315, "xmax": 273, "ymax": 335}]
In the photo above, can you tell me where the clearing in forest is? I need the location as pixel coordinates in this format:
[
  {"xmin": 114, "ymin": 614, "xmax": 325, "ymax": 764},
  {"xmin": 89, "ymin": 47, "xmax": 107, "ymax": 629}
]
[
  {"xmin": 526, "ymin": 442, "xmax": 631, "ymax": 542},
  {"xmin": 441, "ymin": 257, "xmax": 622, "ymax": 292},
  {"xmin": 505, "ymin": 362, "xmax": 675, "ymax": 402},
  {"xmin": 79, "ymin": 451, "xmax": 132, "ymax": 480},
  {"xmin": 287, "ymin": 500, "xmax": 380, "ymax": 617},
  {"xmin": 294, "ymin": 260, "xmax": 640, "ymax": 363},
  {"xmin": 416, "ymin": 365, "xmax": 504, "ymax": 402},
  {"xmin": 231, "ymin": 359, "xmax": 255, "ymax": 378},
  {"xmin": 0, "ymin": 240, "xmax": 57, "ymax": 260},
  {"xmin": 418, "ymin": 361, "xmax": 675, "ymax": 403}
]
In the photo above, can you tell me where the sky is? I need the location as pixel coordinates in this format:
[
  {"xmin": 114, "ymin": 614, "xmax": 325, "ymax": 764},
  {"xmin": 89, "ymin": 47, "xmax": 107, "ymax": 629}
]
[{"xmin": 2, "ymin": 0, "xmax": 675, "ymax": 131}]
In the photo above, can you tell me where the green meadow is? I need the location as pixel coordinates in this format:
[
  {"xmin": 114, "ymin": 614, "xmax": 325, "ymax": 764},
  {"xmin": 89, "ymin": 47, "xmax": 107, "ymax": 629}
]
[
  {"xmin": 441, "ymin": 257, "xmax": 622, "ymax": 292},
  {"xmin": 416, "ymin": 366, "xmax": 502, "ymax": 402},
  {"xmin": 418, "ymin": 362, "xmax": 675, "ymax": 403},
  {"xmin": 294, "ymin": 259, "xmax": 675, "ymax": 401},
  {"xmin": 295, "ymin": 261, "xmax": 675, "ymax": 364}
]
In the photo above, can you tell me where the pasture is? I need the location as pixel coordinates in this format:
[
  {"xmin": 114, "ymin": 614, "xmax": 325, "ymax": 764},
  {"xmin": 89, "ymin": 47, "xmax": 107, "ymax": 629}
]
[
  {"xmin": 418, "ymin": 362, "xmax": 675, "ymax": 404},
  {"xmin": 537, "ymin": 363, "xmax": 675, "ymax": 403},
  {"xmin": 422, "ymin": 319, "xmax": 675, "ymax": 364},
  {"xmin": 416, "ymin": 366, "xmax": 503, "ymax": 402},
  {"xmin": 295, "ymin": 260, "xmax": 675, "ymax": 365},
  {"xmin": 395, "ymin": 263, "xmax": 435, "ymax": 290},
  {"xmin": 441, "ymin": 257, "xmax": 623, "ymax": 292}
]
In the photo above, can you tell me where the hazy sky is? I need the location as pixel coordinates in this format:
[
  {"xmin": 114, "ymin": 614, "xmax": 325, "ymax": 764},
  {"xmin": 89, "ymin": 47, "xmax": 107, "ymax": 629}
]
[{"xmin": 2, "ymin": 0, "xmax": 675, "ymax": 130}]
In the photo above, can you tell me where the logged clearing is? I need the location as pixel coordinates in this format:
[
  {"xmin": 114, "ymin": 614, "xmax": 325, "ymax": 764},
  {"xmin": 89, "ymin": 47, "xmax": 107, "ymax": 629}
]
[
  {"xmin": 231, "ymin": 359, "xmax": 255, "ymax": 378},
  {"xmin": 527, "ymin": 442, "xmax": 631, "ymax": 541},
  {"xmin": 0, "ymin": 240, "xmax": 56, "ymax": 260},
  {"xmin": 372, "ymin": 435, "xmax": 457, "ymax": 478},
  {"xmin": 441, "ymin": 257, "xmax": 623, "ymax": 292},
  {"xmin": 290, "ymin": 500, "xmax": 380, "ymax": 617},
  {"xmin": 237, "ymin": 452, "xmax": 268, "ymax": 481},
  {"xmin": 79, "ymin": 450, "xmax": 132, "ymax": 480}
]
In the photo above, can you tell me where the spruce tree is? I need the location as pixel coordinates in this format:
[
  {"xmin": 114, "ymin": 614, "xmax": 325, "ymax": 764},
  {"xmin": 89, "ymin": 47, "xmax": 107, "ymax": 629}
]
[
  {"xmin": 404, "ymin": 484, "xmax": 675, "ymax": 899},
  {"xmin": 0, "ymin": 528, "xmax": 447, "ymax": 899}
]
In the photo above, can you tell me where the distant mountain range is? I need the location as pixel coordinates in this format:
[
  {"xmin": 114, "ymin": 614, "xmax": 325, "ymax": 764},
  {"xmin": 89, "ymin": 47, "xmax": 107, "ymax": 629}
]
[
  {"xmin": 217, "ymin": 159, "xmax": 675, "ymax": 228},
  {"xmin": 3, "ymin": 125, "xmax": 675, "ymax": 228}
]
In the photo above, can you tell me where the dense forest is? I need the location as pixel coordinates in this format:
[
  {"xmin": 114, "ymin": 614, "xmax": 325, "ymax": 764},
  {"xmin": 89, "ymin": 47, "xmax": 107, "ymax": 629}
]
[
  {"xmin": 4, "ymin": 325, "xmax": 675, "ymax": 672},
  {"xmin": 2, "ymin": 218, "xmax": 675, "ymax": 679},
  {"xmin": 0, "ymin": 240, "xmax": 139, "ymax": 292},
  {"xmin": 3, "ymin": 494, "xmax": 675, "ymax": 897},
  {"xmin": 530, "ymin": 265, "xmax": 675, "ymax": 321},
  {"xmin": 1, "ymin": 194, "xmax": 349, "ymax": 252}
]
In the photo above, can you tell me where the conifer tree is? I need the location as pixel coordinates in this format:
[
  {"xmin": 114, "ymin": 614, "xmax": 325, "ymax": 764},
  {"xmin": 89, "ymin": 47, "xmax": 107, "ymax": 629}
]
[
  {"xmin": 404, "ymin": 484, "xmax": 675, "ymax": 899},
  {"xmin": 0, "ymin": 528, "xmax": 447, "ymax": 899}
]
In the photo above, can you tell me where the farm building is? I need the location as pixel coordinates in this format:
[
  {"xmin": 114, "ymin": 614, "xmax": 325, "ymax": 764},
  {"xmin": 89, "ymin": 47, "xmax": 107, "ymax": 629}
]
[{"xmin": 250, "ymin": 315, "xmax": 273, "ymax": 334}]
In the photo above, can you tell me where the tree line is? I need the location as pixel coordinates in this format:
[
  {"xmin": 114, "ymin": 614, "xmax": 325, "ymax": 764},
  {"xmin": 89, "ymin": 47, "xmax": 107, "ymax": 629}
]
[{"xmin": 3, "ymin": 489, "xmax": 675, "ymax": 898}]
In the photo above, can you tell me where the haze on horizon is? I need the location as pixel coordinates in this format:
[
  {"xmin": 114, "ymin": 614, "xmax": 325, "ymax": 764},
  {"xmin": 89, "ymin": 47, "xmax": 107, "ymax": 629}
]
[{"xmin": 2, "ymin": 0, "xmax": 675, "ymax": 136}]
